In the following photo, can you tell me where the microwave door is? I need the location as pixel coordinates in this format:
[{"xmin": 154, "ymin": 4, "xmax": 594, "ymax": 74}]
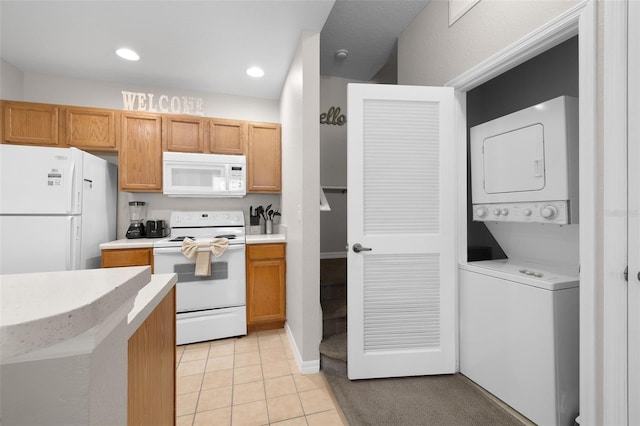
[{"xmin": 165, "ymin": 163, "xmax": 227, "ymax": 196}]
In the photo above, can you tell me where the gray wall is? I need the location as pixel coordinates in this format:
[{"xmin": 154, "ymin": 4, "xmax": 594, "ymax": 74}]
[
  {"xmin": 319, "ymin": 76, "xmax": 366, "ymax": 257},
  {"xmin": 466, "ymin": 36, "xmax": 579, "ymax": 258}
]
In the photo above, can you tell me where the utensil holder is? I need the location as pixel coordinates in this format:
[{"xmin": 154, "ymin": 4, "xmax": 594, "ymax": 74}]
[{"xmin": 266, "ymin": 219, "xmax": 273, "ymax": 234}]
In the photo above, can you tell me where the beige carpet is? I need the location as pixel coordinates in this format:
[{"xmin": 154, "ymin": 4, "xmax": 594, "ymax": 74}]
[{"xmin": 324, "ymin": 373, "xmax": 525, "ymax": 426}]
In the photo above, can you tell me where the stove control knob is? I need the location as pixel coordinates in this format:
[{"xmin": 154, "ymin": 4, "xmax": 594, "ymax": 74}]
[
  {"xmin": 540, "ymin": 205, "xmax": 558, "ymax": 219},
  {"xmin": 475, "ymin": 207, "xmax": 488, "ymax": 218},
  {"xmin": 501, "ymin": 208, "xmax": 509, "ymax": 216},
  {"xmin": 493, "ymin": 209, "xmax": 502, "ymax": 216},
  {"xmin": 523, "ymin": 208, "xmax": 533, "ymax": 216}
]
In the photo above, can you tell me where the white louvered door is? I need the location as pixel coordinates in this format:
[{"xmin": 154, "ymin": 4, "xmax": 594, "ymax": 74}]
[{"xmin": 347, "ymin": 84, "xmax": 456, "ymax": 379}]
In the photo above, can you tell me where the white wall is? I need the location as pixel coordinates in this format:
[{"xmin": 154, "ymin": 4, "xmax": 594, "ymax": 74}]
[
  {"xmin": 280, "ymin": 32, "xmax": 321, "ymax": 368},
  {"xmin": 398, "ymin": 0, "xmax": 579, "ymax": 86},
  {"xmin": 2, "ymin": 64, "xmax": 282, "ymax": 238},
  {"xmin": 0, "ymin": 59, "xmax": 23, "ymax": 100},
  {"xmin": 21, "ymin": 71, "xmax": 279, "ymax": 122}
]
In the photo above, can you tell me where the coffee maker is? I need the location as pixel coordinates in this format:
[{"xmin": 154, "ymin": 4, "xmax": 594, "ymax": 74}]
[{"xmin": 126, "ymin": 201, "xmax": 147, "ymax": 239}]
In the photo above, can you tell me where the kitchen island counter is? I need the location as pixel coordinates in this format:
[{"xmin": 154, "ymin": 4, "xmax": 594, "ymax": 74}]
[
  {"xmin": 0, "ymin": 267, "xmax": 177, "ymax": 426},
  {"xmin": 0, "ymin": 266, "xmax": 152, "ymax": 360}
]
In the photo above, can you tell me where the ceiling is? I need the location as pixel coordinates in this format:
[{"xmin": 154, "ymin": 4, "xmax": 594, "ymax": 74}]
[{"xmin": 0, "ymin": 1, "xmax": 429, "ymax": 101}]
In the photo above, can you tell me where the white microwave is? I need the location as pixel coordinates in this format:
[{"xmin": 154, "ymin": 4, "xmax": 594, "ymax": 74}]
[{"xmin": 163, "ymin": 152, "xmax": 246, "ymax": 198}]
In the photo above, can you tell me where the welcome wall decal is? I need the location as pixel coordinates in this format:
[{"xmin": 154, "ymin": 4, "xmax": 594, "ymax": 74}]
[
  {"xmin": 121, "ymin": 91, "xmax": 205, "ymax": 116},
  {"xmin": 320, "ymin": 106, "xmax": 346, "ymax": 126}
]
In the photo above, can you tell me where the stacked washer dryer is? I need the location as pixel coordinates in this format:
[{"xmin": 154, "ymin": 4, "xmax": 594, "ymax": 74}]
[{"xmin": 460, "ymin": 96, "xmax": 580, "ymax": 426}]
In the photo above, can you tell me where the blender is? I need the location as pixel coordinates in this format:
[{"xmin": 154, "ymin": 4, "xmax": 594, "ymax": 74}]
[{"xmin": 126, "ymin": 201, "xmax": 147, "ymax": 239}]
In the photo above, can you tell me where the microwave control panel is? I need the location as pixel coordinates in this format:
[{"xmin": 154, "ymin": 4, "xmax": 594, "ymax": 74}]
[{"xmin": 229, "ymin": 165, "xmax": 245, "ymax": 190}]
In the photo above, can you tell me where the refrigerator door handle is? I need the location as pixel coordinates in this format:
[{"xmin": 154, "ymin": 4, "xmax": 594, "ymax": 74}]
[{"xmin": 68, "ymin": 216, "xmax": 81, "ymax": 270}]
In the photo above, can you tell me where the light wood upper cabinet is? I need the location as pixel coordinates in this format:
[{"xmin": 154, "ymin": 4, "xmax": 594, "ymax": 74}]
[
  {"xmin": 1, "ymin": 101, "xmax": 60, "ymax": 146},
  {"xmin": 209, "ymin": 118, "xmax": 247, "ymax": 155},
  {"xmin": 164, "ymin": 115, "xmax": 205, "ymax": 152},
  {"xmin": 246, "ymin": 243, "xmax": 286, "ymax": 332},
  {"xmin": 65, "ymin": 107, "xmax": 118, "ymax": 151},
  {"xmin": 119, "ymin": 112, "xmax": 163, "ymax": 192},
  {"xmin": 247, "ymin": 122, "xmax": 281, "ymax": 193}
]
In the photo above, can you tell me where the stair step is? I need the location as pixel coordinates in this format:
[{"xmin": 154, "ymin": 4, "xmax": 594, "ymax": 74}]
[
  {"xmin": 321, "ymin": 299, "xmax": 347, "ymax": 320},
  {"xmin": 320, "ymin": 258, "xmax": 347, "ymax": 286},
  {"xmin": 319, "ymin": 332, "xmax": 347, "ymax": 362}
]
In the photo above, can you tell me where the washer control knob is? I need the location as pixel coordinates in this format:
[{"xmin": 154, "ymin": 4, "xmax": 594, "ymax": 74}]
[
  {"xmin": 540, "ymin": 205, "xmax": 558, "ymax": 219},
  {"xmin": 501, "ymin": 208, "xmax": 509, "ymax": 216},
  {"xmin": 493, "ymin": 209, "xmax": 502, "ymax": 216},
  {"xmin": 475, "ymin": 207, "xmax": 488, "ymax": 218},
  {"xmin": 523, "ymin": 208, "xmax": 533, "ymax": 216}
]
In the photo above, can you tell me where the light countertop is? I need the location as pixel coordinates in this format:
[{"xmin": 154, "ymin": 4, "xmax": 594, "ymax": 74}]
[
  {"xmin": 0, "ymin": 266, "xmax": 153, "ymax": 360},
  {"xmin": 100, "ymin": 238, "xmax": 158, "ymax": 249},
  {"xmin": 127, "ymin": 272, "xmax": 177, "ymax": 337},
  {"xmin": 101, "ymin": 234, "xmax": 287, "ymax": 249},
  {"xmin": 245, "ymin": 234, "xmax": 286, "ymax": 244}
]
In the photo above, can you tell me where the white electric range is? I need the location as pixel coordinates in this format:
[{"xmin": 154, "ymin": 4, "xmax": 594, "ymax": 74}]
[{"xmin": 153, "ymin": 211, "xmax": 246, "ymax": 345}]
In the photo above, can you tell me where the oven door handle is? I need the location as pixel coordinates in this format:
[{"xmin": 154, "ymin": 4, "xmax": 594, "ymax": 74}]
[{"xmin": 153, "ymin": 244, "xmax": 245, "ymax": 255}]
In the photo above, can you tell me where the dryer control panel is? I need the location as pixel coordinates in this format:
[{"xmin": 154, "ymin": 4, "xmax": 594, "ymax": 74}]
[{"xmin": 472, "ymin": 201, "xmax": 571, "ymax": 224}]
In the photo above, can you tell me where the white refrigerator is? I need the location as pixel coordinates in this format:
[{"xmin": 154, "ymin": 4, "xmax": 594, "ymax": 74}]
[{"xmin": 0, "ymin": 144, "xmax": 117, "ymax": 274}]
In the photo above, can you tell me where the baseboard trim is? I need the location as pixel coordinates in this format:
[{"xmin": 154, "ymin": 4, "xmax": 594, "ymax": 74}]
[{"xmin": 285, "ymin": 322, "xmax": 320, "ymax": 374}]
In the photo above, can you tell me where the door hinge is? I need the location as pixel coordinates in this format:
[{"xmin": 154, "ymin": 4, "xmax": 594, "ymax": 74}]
[{"xmin": 624, "ymin": 266, "xmax": 629, "ymax": 281}]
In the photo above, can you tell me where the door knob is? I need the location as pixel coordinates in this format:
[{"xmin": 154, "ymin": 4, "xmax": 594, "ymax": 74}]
[{"xmin": 352, "ymin": 243, "xmax": 372, "ymax": 253}]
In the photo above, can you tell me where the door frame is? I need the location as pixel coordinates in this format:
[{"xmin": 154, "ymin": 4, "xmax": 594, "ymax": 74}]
[{"xmin": 445, "ymin": 1, "xmax": 599, "ymax": 424}]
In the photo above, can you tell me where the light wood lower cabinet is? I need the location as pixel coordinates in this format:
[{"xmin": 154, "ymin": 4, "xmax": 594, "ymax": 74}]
[
  {"xmin": 101, "ymin": 247, "xmax": 154, "ymax": 273},
  {"xmin": 128, "ymin": 287, "xmax": 176, "ymax": 426},
  {"xmin": 246, "ymin": 243, "xmax": 286, "ymax": 332}
]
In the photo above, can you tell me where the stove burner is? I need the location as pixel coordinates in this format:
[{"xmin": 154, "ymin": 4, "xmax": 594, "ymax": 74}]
[{"xmin": 169, "ymin": 236, "xmax": 195, "ymax": 242}]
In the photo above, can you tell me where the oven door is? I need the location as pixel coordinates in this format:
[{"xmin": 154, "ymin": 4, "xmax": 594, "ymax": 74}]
[{"xmin": 153, "ymin": 244, "xmax": 246, "ymax": 312}]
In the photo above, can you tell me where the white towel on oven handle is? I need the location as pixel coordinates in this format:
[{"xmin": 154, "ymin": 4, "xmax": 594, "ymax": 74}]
[{"xmin": 181, "ymin": 238, "xmax": 229, "ymax": 276}]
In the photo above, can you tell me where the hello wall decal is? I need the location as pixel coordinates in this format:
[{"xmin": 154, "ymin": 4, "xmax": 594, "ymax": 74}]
[
  {"xmin": 121, "ymin": 91, "xmax": 205, "ymax": 116},
  {"xmin": 320, "ymin": 106, "xmax": 346, "ymax": 126}
]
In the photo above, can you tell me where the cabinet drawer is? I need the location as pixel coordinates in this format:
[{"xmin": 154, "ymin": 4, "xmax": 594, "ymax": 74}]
[
  {"xmin": 247, "ymin": 243, "xmax": 285, "ymax": 260},
  {"xmin": 101, "ymin": 248, "xmax": 153, "ymax": 272}
]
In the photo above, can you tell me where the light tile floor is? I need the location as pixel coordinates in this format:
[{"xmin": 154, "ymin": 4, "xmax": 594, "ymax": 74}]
[{"xmin": 176, "ymin": 329, "xmax": 348, "ymax": 426}]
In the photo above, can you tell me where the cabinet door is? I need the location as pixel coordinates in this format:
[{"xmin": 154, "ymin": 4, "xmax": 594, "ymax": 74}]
[
  {"xmin": 101, "ymin": 248, "xmax": 154, "ymax": 273},
  {"xmin": 164, "ymin": 115, "xmax": 205, "ymax": 152},
  {"xmin": 209, "ymin": 119, "xmax": 247, "ymax": 155},
  {"xmin": 2, "ymin": 101, "xmax": 60, "ymax": 146},
  {"xmin": 120, "ymin": 112, "xmax": 163, "ymax": 192},
  {"xmin": 128, "ymin": 287, "xmax": 175, "ymax": 426},
  {"xmin": 65, "ymin": 107, "xmax": 118, "ymax": 151},
  {"xmin": 247, "ymin": 244, "xmax": 286, "ymax": 329},
  {"xmin": 247, "ymin": 122, "xmax": 281, "ymax": 193}
]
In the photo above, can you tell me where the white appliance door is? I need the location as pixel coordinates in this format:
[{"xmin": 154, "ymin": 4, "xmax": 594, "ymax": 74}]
[
  {"xmin": 154, "ymin": 245, "xmax": 246, "ymax": 311},
  {"xmin": 80, "ymin": 154, "xmax": 117, "ymax": 269},
  {"xmin": 347, "ymin": 84, "xmax": 457, "ymax": 379},
  {"xmin": 0, "ymin": 215, "xmax": 79, "ymax": 274},
  {"xmin": 0, "ymin": 145, "xmax": 82, "ymax": 214},
  {"xmin": 482, "ymin": 124, "xmax": 545, "ymax": 194}
]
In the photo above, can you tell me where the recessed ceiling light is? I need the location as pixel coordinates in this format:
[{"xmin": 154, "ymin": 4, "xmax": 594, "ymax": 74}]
[
  {"xmin": 116, "ymin": 48, "xmax": 140, "ymax": 61},
  {"xmin": 246, "ymin": 66, "xmax": 265, "ymax": 78}
]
